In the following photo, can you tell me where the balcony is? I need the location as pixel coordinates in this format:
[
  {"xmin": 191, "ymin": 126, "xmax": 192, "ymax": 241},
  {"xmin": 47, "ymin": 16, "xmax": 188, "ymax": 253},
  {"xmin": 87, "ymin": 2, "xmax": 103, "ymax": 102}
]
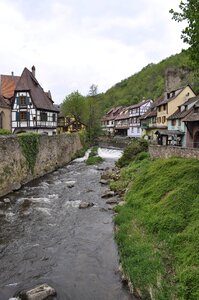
[{"xmin": 141, "ymin": 123, "xmax": 149, "ymax": 129}]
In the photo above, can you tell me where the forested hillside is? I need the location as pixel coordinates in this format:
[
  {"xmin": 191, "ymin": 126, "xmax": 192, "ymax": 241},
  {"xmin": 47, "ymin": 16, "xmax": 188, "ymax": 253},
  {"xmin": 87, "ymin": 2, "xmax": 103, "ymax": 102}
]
[{"xmin": 98, "ymin": 50, "xmax": 199, "ymax": 112}]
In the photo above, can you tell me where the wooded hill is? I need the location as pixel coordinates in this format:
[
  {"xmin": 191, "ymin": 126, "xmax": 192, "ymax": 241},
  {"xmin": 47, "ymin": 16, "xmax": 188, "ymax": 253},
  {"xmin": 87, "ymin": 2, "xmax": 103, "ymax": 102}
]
[{"xmin": 98, "ymin": 50, "xmax": 199, "ymax": 113}]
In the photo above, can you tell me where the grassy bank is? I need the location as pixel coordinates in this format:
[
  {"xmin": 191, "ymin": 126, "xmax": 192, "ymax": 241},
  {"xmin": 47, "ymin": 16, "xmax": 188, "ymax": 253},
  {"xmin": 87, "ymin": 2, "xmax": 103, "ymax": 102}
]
[{"xmin": 113, "ymin": 156, "xmax": 199, "ymax": 299}]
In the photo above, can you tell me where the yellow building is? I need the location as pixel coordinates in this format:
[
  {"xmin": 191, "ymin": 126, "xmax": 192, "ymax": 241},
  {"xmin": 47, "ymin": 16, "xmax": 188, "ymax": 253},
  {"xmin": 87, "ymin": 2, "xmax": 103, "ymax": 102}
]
[{"xmin": 156, "ymin": 85, "xmax": 196, "ymax": 128}]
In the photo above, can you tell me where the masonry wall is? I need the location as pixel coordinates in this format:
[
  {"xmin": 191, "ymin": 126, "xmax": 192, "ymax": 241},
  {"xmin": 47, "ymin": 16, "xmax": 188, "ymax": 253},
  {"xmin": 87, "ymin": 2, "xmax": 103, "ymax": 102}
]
[
  {"xmin": 0, "ymin": 133, "xmax": 82, "ymax": 198},
  {"xmin": 149, "ymin": 145, "xmax": 199, "ymax": 160}
]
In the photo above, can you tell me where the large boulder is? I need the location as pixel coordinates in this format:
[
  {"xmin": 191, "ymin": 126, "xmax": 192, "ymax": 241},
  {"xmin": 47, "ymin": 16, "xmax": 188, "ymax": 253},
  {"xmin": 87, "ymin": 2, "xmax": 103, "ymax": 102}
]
[
  {"xmin": 101, "ymin": 190, "xmax": 115, "ymax": 198},
  {"xmin": 17, "ymin": 284, "xmax": 56, "ymax": 300}
]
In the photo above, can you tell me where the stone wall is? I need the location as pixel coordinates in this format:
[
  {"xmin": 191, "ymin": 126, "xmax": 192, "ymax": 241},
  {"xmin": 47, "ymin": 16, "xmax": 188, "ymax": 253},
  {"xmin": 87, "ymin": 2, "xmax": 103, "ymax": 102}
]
[
  {"xmin": 0, "ymin": 133, "xmax": 82, "ymax": 198},
  {"xmin": 149, "ymin": 145, "xmax": 199, "ymax": 160}
]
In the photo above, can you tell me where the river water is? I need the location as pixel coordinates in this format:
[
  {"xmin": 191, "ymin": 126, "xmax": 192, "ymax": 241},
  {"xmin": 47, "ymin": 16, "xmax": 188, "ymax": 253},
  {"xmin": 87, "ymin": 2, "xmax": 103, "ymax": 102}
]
[{"xmin": 0, "ymin": 148, "xmax": 134, "ymax": 300}]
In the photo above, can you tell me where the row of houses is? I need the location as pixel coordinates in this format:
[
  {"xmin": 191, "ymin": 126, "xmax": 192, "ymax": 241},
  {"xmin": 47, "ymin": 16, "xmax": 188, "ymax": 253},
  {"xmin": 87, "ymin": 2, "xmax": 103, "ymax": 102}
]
[{"xmin": 101, "ymin": 85, "xmax": 199, "ymax": 148}]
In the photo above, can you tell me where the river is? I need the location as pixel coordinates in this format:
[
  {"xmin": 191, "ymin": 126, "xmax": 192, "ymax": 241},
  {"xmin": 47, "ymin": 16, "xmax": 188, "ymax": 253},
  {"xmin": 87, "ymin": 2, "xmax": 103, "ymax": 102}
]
[{"xmin": 0, "ymin": 148, "xmax": 133, "ymax": 300}]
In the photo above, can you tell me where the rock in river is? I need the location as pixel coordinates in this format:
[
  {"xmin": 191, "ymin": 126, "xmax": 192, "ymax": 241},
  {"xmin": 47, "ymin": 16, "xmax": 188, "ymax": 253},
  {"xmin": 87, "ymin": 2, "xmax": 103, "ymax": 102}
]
[
  {"xmin": 79, "ymin": 202, "xmax": 94, "ymax": 209},
  {"xmin": 106, "ymin": 198, "xmax": 119, "ymax": 205},
  {"xmin": 17, "ymin": 283, "xmax": 56, "ymax": 300},
  {"xmin": 101, "ymin": 190, "xmax": 115, "ymax": 198}
]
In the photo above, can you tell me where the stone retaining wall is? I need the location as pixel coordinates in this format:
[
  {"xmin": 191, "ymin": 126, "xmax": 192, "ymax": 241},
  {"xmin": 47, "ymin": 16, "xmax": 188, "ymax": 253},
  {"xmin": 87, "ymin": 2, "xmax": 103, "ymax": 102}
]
[
  {"xmin": 149, "ymin": 145, "xmax": 199, "ymax": 160},
  {"xmin": 0, "ymin": 133, "xmax": 82, "ymax": 198}
]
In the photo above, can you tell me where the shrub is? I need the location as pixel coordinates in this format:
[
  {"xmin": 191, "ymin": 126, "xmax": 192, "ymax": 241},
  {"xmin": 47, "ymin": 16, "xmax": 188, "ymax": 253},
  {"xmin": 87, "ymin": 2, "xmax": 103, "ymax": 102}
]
[
  {"xmin": 116, "ymin": 138, "xmax": 148, "ymax": 167},
  {"xmin": 0, "ymin": 129, "xmax": 12, "ymax": 135}
]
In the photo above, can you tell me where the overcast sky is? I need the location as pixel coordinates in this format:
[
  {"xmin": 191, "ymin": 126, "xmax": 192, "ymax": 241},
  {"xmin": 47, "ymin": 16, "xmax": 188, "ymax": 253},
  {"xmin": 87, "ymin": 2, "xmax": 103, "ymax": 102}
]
[{"xmin": 0, "ymin": 0, "xmax": 186, "ymax": 103}]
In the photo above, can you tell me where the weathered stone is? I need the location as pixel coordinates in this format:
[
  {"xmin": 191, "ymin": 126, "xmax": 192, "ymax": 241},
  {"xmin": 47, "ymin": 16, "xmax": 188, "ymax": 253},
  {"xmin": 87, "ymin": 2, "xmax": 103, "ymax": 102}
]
[
  {"xmin": 101, "ymin": 190, "xmax": 115, "ymax": 198},
  {"xmin": 0, "ymin": 134, "xmax": 82, "ymax": 198},
  {"xmin": 106, "ymin": 198, "xmax": 118, "ymax": 205},
  {"xmin": 0, "ymin": 209, "xmax": 4, "ymax": 216},
  {"xmin": 12, "ymin": 183, "xmax": 22, "ymax": 192},
  {"xmin": 18, "ymin": 283, "xmax": 56, "ymax": 300},
  {"xmin": 66, "ymin": 181, "xmax": 76, "ymax": 188},
  {"xmin": 79, "ymin": 202, "xmax": 94, "ymax": 209},
  {"xmin": 99, "ymin": 179, "xmax": 108, "ymax": 185},
  {"xmin": 3, "ymin": 198, "xmax": 11, "ymax": 203}
]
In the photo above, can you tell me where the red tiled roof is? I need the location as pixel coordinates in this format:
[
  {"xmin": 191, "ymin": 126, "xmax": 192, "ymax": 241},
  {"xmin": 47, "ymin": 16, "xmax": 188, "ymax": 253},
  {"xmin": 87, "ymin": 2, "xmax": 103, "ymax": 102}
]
[
  {"xmin": 0, "ymin": 74, "xmax": 20, "ymax": 99},
  {"xmin": 115, "ymin": 108, "xmax": 129, "ymax": 120}
]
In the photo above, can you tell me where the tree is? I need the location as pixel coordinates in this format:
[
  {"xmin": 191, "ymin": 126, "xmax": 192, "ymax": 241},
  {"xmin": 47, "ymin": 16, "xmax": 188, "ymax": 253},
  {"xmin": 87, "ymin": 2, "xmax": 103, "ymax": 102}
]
[
  {"xmin": 85, "ymin": 85, "xmax": 102, "ymax": 143},
  {"xmin": 170, "ymin": 1, "xmax": 199, "ymax": 67},
  {"xmin": 61, "ymin": 91, "xmax": 86, "ymax": 124}
]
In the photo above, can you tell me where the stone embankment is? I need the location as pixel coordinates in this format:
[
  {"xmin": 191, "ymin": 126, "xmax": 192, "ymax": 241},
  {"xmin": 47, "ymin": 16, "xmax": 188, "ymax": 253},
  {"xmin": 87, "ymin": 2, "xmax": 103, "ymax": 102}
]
[
  {"xmin": 0, "ymin": 133, "xmax": 82, "ymax": 198},
  {"xmin": 149, "ymin": 144, "xmax": 199, "ymax": 159}
]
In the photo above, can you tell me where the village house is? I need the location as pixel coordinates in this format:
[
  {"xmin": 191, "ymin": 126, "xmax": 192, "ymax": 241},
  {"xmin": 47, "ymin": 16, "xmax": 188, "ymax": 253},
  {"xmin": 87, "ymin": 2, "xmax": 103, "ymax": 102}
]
[
  {"xmin": 11, "ymin": 66, "xmax": 59, "ymax": 135},
  {"xmin": 114, "ymin": 107, "xmax": 129, "ymax": 136},
  {"xmin": 127, "ymin": 99, "xmax": 153, "ymax": 138},
  {"xmin": 140, "ymin": 96, "xmax": 163, "ymax": 142},
  {"xmin": 57, "ymin": 113, "xmax": 85, "ymax": 134},
  {"xmin": 167, "ymin": 96, "xmax": 199, "ymax": 147},
  {"xmin": 0, "ymin": 73, "xmax": 20, "ymax": 131},
  {"xmin": 155, "ymin": 85, "xmax": 196, "ymax": 145},
  {"xmin": 101, "ymin": 106, "xmax": 123, "ymax": 136},
  {"xmin": 182, "ymin": 97, "xmax": 199, "ymax": 148}
]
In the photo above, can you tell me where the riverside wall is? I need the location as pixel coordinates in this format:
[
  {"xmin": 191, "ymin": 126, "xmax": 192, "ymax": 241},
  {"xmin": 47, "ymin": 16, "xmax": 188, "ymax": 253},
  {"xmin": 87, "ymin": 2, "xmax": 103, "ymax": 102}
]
[
  {"xmin": 0, "ymin": 133, "xmax": 82, "ymax": 198},
  {"xmin": 149, "ymin": 145, "xmax": 199, "ymax": 160}
]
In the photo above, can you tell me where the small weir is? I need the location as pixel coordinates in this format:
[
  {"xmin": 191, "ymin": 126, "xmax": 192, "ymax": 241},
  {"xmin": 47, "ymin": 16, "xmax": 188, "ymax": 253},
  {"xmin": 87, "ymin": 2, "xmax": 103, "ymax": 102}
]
[{"xmin": 0, "ymin": 148, "xmax": 134, "ymax": 300}]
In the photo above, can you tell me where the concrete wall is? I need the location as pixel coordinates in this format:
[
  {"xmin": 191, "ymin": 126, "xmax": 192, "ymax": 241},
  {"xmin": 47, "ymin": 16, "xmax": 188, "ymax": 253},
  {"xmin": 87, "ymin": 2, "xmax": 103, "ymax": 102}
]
[
  {"xmin": 0, "ymin": 133, "xmax": 82, "ymax": 198},
  {"xmin": 149, "ymin": 145, "xmax": 199, "ymax": 160}
]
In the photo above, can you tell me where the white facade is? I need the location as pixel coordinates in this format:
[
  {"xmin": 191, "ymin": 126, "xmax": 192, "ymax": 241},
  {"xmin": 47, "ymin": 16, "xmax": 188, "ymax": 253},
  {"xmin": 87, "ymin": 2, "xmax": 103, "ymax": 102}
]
[
  {"xmin": 12, "ymin": 92, "xmax": 57, "ymax": 135},
  {"xmin": 128, "ymin": 100, "xmax": 152, "ymax": 138}
]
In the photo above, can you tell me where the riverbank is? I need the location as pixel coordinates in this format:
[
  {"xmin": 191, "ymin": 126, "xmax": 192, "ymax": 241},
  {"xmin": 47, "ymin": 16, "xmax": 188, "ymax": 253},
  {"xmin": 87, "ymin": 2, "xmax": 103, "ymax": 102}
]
[{"xmin": 112, "ymin": 152, "xmax": 199, "ymax": 299}]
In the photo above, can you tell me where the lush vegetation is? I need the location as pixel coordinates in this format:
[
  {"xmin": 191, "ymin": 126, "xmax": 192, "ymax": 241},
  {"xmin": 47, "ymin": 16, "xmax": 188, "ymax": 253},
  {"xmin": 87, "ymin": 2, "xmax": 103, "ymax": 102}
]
[
  {"xmin": 170, "ymin": 0, "xmax": 199, "ymax": 68},
  {"xmin": 97, "ymin": 50, "xmax": 198, "ymax": 112},
  {"xmin": 113, "ymin": 155, "xmax": 199, "ymax": 299},
  {"xmin": 18, "ymin": 133, "xmax": 40, "ymax": 174},
  {"xmin": 0, "ymin": 129, "xmax": 12, "ymax": 135},
  {"xmin": 61, "ymin": 85, "xmax": 102, "ymax": 144},
  {"xmin": 116, "ymin": 138, "xmax": 148, "ymax": 168},
  {"xmin": 86, "ymin": 146, "xmax": 104, "ymax": 165}
]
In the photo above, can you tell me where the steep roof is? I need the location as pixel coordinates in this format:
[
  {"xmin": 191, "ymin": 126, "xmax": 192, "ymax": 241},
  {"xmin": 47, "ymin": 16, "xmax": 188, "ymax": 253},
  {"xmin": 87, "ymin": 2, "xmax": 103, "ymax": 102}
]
[
  {"xmin": 15, "ymin": 68, "xmax": 59, "ymax": 112},
  {"xmin": 102, "ymin": 106, "xmax": 123, "ymax": 121},
  {"xmin": 0, "ymin": 74, "xmax": 20, "ymax": 99},
  {"xmin": 115, "ymin": 107, "xmax": 129, "ymax": 120},
  {"xmin": 182, "ymin": 100, "xmax": 199, "ymax": 122},
  {"xmin": 168, "ymin": 95, "xmax": 199, "ymax": 120},
  {"xmin": 128, "ymin": 99, "xmax": 152, "ymax": 109}
]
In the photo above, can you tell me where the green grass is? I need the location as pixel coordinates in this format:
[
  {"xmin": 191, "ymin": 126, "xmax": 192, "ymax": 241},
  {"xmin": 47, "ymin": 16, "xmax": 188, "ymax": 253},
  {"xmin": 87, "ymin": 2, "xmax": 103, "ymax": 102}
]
[{"xmin": 114, "ymin": 157, "xmax": 199, "ymax": 299}]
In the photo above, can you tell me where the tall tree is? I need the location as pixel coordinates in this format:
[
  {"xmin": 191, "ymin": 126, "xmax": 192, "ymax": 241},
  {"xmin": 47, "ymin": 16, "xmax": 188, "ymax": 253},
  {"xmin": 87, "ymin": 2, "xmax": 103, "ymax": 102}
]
[
  {"xmin": 85, "ymin": 85, "xmax": 102, "ymax": 143},
  {"xmin": 61, "ymin": 91, "xmax": 86, "ymax": 124},
  {"xmin": 170, "ymin": 0, "xmax": 199, "ymax": 67}
]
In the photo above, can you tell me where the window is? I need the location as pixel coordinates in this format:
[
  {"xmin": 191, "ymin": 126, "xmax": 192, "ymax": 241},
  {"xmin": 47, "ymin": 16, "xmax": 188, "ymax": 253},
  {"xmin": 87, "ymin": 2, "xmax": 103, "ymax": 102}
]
[
  {"xmin": 20, "ymin": 111, "xmax": 27, "ymax": 121},
  {"xmin": 40, "ymin": 112, "xmax": 48, "ymax": 121},
  {"xmin": 19, "ymin": 96, "xmax": 26, "ymax": 106},
  {"xmin": 131, "ymin": 127, "xmax": 134, "ymax": 133},
  {"xmin": 178, "ymin": 119, "xmax": 181, "ymax": 126},
  {"xmin": 137, "ymin": 127, "xmax": 140, "ymax": 133},
  {"xmin": 157, "ymin": 117, "xmax": 161, "ymax": 123},
  {"xmin": 162, "ymin": 116, "xmax": 166, "ymax": 124},
  {"xmin": 163, "ymin": 104, "xmax": 166, "ymax": 111},
  {"xmin": 171, "ymin": 119, "xmax": 176, "ymax": 126}
]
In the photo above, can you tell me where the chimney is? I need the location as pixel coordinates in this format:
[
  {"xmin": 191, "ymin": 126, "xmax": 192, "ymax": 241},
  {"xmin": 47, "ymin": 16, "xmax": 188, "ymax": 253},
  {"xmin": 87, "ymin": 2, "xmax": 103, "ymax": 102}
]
[
  {"xmin": 31, "ymin": 65, "xmax": 36, "ymax": 77},
  {"xmin": 11, "ymin": 71, "xmax": 14, "ymax": 76}
]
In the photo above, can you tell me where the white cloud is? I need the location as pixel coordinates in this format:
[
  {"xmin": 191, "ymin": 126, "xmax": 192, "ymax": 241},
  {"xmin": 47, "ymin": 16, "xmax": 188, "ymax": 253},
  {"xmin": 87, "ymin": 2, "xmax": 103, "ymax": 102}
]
[{"xmin": 0, "ymin": 0, "xmax": 186, "ymax": 103}]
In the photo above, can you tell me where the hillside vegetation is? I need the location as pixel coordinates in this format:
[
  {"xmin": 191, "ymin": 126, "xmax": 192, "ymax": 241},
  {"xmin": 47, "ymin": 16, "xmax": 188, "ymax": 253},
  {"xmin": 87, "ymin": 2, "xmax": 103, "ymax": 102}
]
[
  {"xmin": 98, "ymin": 50, "xmax": 199, "ymax": 112},
  {"xmin": 112, "ymin": 147, "xmax": 199, "ymax": 299}
]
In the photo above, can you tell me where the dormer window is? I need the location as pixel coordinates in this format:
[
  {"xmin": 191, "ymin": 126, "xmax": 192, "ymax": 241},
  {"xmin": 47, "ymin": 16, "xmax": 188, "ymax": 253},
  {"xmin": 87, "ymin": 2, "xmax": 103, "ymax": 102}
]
[{"xmin": 19, "ymin": 95, "xmax": 26, "ymax": 106}]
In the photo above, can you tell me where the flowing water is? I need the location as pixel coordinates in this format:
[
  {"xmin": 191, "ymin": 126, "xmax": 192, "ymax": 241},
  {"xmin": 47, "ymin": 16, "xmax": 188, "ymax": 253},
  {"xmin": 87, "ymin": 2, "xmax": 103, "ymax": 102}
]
[{"xmin": 0, "ymin": 148, "xmax": 134, "ymax": 300}]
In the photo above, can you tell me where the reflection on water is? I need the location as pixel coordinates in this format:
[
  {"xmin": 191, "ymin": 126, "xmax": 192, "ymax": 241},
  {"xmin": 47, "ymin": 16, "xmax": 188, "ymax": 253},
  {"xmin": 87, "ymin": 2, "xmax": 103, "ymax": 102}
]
[{"xmin": 0, "ymin": 148, "xmax": 134, "ymax": 300}]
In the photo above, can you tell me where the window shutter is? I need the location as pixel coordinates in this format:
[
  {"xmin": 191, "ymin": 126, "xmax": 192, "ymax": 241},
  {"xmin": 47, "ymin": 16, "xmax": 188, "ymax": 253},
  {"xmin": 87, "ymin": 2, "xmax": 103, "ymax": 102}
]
[
  {"xmin": 26, "ymin": 97, "xmax": 30, "ymax": 106},
  {"xmin": 16, "ymin": 112, "xmax": 19, "ymax": 121},
  {"xmin": 16, "ymin": 97, "xmax": 19, "ymax": 105},
  {"xmin": 27, "ymin": 112, "xmax": 30, "ymax": 121}
]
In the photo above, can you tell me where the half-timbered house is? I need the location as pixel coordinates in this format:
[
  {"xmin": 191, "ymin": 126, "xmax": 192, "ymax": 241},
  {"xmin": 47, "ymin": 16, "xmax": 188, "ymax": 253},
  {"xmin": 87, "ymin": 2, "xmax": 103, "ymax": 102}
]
[{"xmin": 12, "ymin": 66, "xmax": 59, "ymax": 135}]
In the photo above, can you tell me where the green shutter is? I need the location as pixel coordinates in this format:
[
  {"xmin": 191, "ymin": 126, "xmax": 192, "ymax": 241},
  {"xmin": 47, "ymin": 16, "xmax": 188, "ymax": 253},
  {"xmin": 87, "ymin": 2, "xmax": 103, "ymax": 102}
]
[{"xmin": 16, "ymin": 112, "xmax": 19, "ymax": 121}]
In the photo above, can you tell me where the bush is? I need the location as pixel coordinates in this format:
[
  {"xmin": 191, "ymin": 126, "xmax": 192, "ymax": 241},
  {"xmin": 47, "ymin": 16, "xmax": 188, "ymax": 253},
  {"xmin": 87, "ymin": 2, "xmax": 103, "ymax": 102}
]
[
  {"xmin": 0, "ymin": 129, "xmax": 12, "ymax": 135},
  {"xmin": 116, "ymin": 138, "xmax": 148, "ymax": 167}
]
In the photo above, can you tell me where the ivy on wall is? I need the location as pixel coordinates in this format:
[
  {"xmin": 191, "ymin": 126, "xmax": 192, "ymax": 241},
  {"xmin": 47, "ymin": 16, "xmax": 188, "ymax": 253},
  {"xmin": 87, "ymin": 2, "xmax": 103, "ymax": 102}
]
[{"xmin": 18, "ymin": 133, "xmax": 40, "ymax": 174}]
